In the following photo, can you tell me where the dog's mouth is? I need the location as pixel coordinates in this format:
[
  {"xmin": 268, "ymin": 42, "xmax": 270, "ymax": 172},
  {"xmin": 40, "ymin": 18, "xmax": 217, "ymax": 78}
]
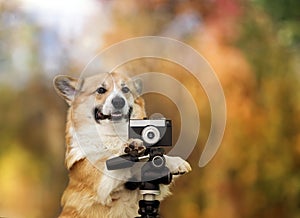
[{"xmin": 94, "ymin": 107, "xmax": 132, "ymax": 123}]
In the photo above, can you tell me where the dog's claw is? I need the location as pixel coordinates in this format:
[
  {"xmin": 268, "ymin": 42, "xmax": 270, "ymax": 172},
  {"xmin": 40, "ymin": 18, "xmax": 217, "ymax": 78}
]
[
  {"xmin": 124, "ymin": 147, "xmax": 131, "ymax": 154},
  {"xmin": 129, "ymin": 143, "xmax": 135, "ymax": 150}
]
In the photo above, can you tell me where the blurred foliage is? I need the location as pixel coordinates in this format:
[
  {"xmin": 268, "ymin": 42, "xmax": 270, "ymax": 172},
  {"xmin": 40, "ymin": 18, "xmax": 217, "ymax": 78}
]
[
  {"xmin": 0, "ymin": 79, "xmax": 68, "ymax": 217},
  {"xmin": 0, "ymin": 0, "xmax": 300, "ymax": 218},
  {"xmin": 253, "ymin": 0, "xmax": 300, "ymax": 48}
]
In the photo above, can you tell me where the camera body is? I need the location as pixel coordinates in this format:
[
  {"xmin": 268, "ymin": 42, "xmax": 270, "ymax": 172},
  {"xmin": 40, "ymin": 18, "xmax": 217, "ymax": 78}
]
[{"xmin": 129, "ymin": 119, "xmax": 172, "ymax": 147}]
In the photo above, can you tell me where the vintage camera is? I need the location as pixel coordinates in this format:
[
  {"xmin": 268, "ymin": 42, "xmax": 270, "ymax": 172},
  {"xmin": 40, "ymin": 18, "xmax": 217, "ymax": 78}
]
[{"xmin": 129, "ymin": 119, "xmax": 172, "ymax": 147}]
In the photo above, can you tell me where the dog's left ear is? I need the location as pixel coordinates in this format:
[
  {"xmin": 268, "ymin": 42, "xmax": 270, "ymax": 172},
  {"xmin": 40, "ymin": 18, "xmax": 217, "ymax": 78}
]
[
  {"xmin": 53, "ymin": 75, "xmax": 82, "ymax": 105},
  {"xmin": 133, "ymin": 79, "xmax": 143, "ymax": 96}
]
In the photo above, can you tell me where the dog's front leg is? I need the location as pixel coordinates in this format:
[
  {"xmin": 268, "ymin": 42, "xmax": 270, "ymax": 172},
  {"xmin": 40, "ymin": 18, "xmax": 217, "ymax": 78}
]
[
  {"xmin": 97, "ymin": 166, "xmax": 132, "ymax": 205},
  {"xmin": 97, "ymin": 139, "xmax": 145, "ymax": 205}
]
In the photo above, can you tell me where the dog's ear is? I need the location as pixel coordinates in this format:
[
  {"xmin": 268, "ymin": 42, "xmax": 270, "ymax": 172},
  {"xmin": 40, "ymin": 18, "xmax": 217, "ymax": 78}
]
[
  {"xmin": 133, "ymin": 79, "xmax": 143, "ymax": 96},
  {"xmin": 53, "ymin": 75, "xmax": 82, "ymax": 105}
]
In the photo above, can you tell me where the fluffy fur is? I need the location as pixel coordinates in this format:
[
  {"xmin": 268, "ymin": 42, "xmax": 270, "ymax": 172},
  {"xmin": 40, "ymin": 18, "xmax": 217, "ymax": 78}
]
[{"xmin": 54, "ymin": 72, "xmax": 191, "ymax": 218}]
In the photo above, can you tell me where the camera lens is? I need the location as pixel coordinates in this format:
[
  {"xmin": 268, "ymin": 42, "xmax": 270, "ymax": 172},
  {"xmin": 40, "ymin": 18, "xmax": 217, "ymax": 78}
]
[
  {"xmin": 147, "ymin": 131, "xmax": 155, "ymax": 139},
  {"xmin": 141, "ymin": 126, "xmax": 160, "ymax": 145}
]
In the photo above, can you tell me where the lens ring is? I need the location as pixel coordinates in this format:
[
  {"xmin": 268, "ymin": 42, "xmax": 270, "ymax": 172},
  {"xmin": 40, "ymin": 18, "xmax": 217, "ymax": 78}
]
[{"xmin": 142, "ymin": 126, "xmax": 160, "ymax": 145}]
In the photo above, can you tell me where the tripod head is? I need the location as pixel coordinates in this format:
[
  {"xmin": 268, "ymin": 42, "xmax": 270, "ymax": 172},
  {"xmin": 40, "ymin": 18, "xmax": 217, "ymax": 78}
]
[{"xmin": 106, "ymin": 147, "xmax": 172, "ymax": 218}]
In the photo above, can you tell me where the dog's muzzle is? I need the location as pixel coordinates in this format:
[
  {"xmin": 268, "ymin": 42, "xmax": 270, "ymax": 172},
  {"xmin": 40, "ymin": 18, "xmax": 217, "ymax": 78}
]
[{"xmin": 94, "ymin": 96, "xmax": 132, "ymax": 123}]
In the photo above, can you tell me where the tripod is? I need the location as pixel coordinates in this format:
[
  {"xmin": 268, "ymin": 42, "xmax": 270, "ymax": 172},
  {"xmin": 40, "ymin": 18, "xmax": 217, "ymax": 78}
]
[{"xmin": 106, "ymin": 147, "xmax": 173, "ymax": 218}]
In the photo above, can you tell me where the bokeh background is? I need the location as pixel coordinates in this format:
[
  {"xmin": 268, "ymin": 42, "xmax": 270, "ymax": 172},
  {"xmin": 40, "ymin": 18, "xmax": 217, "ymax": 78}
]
[{"xmin": 0, "ymin": 0, "xmax": 300, "ymax": 217}]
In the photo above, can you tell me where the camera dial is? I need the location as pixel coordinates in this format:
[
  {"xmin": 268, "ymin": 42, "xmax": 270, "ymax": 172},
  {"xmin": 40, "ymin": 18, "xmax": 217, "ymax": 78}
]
[
  {"xmin": 152, "ymin": 156, "xmax": 165, "ymax": 168},
  {"xmin": 142, "ymin": 126, "xmax": 160, "ymax": 145}
]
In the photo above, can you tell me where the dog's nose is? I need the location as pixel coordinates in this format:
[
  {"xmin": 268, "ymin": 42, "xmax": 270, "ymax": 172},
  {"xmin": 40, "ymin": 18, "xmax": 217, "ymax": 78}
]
[{"xmin": 111, "ymin": 96, "xmax": 125, "ymax": 109}]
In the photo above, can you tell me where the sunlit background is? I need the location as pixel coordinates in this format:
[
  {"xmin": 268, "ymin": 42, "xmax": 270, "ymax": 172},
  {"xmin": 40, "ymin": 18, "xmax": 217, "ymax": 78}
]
[{"xmin": 0, "ymin": 0, "xmax": 300, "ymax": 217}]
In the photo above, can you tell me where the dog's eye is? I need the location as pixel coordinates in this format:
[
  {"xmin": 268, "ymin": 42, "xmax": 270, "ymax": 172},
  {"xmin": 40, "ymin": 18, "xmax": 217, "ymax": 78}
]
[
  {"xmin": 121, "ymin": 87, "xmax": 130, "ymax": 93},
  {"xmin": 96, "ymin": 87, "xmax": 107, "ymax": 94}
]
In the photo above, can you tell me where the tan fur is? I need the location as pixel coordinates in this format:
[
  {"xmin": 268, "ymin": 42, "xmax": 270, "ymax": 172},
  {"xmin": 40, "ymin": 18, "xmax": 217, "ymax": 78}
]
[{"xmin": 54, "ymin": 72, "xmax": 191, "ymax": 218}]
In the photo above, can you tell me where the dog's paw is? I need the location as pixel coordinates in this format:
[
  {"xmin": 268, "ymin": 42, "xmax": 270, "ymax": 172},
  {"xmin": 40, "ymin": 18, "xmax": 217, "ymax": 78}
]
[
  {"xmin": 164, "ymin": 156, "xmax": 192, "ymax": 175},
  {"xmin": 124, "ymin": 139, "xmax": 146, "ymax": 156}
]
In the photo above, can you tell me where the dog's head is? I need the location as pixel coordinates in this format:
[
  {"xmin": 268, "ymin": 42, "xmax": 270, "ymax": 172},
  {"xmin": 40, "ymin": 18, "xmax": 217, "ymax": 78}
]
[{"xmin": 54, "ymin": 72, "xmax": 146, "ymax": 125}]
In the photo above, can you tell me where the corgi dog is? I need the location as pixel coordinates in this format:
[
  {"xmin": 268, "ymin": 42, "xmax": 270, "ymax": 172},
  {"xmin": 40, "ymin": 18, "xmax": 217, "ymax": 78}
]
[{"xmin": 54, "ymin": 72, "xmax": 191, "ymax": 218}]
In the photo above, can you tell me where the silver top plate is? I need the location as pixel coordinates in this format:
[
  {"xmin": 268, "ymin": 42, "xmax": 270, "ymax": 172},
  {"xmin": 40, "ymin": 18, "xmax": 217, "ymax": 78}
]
[{"xmin": 130, "ymin": 119, "xmax": 166, "ymax": 127}]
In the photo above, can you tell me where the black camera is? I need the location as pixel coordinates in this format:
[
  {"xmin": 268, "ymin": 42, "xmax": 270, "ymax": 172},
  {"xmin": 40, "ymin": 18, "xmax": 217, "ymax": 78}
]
[{"xmin": 129, "ymin": 119, "xmax": 172, "ymax": 147}]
